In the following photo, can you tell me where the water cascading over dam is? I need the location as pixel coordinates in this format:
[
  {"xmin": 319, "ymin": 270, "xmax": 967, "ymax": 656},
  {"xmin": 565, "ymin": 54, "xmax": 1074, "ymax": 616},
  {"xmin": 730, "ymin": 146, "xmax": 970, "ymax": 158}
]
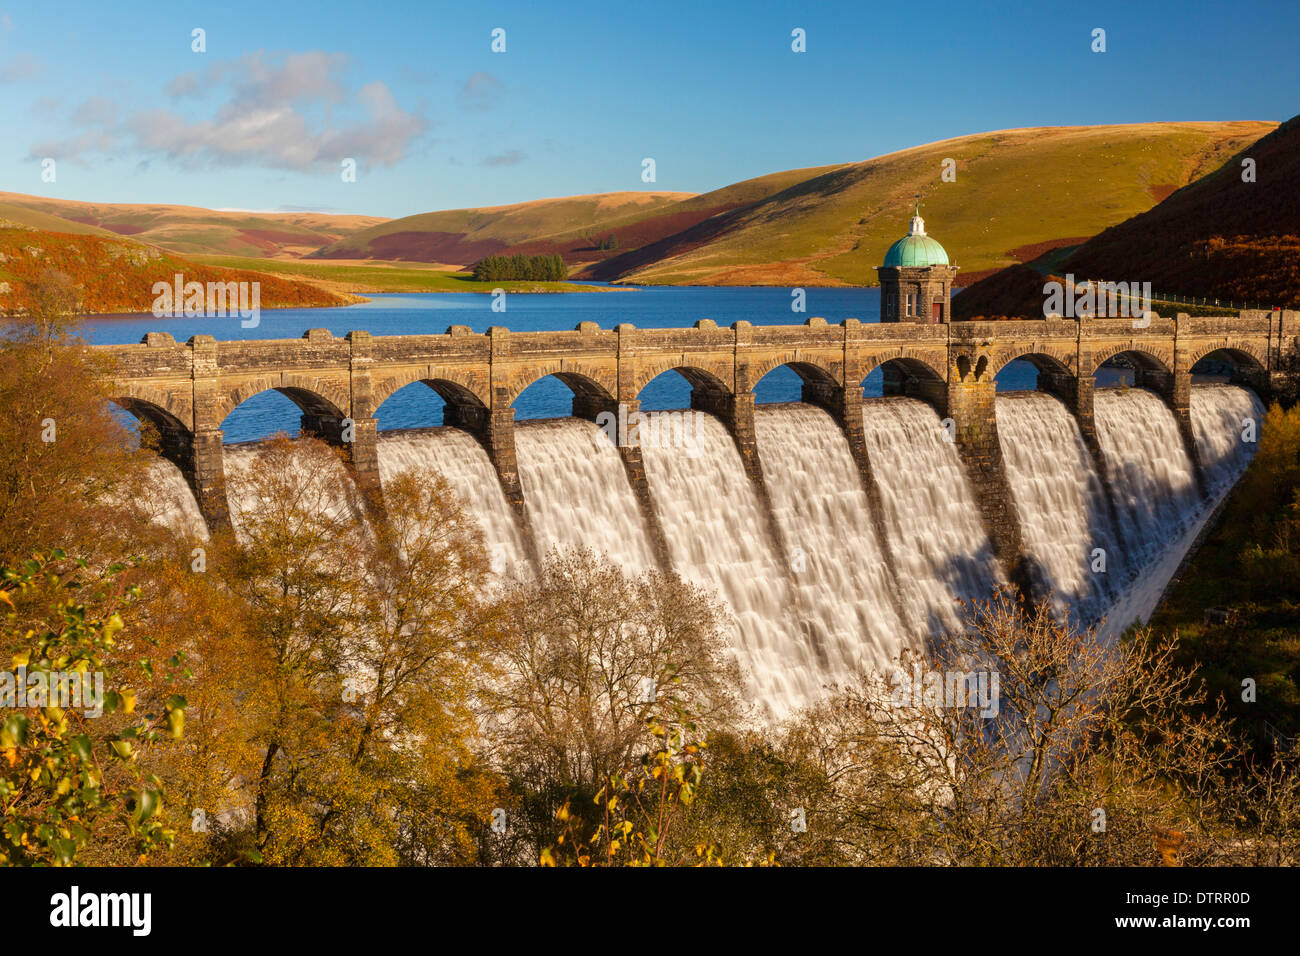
[
  {"xmin": 514, "ymin": 419, "xmax": 658, "ymax": 572},
  {"xmin": 145, "ymin": 384, "xmax": 1263, "ymax": 719},
  {"xmin": 639, "ymin": 411, "xmax": 809, "ymax": 716},
  {"xmin": 754, "ymin": 404, "xmax": 906, "ymax": 689},
  {"xmin": 997, "ymin": 392, "xmax": 1123, "ymax": 622},
  {"xmin": 377, "ymin": 430, "xmax": 531, "ymax": 580},
  {"xmin": 858, "ymin": 397, "xmax": 1004, "ymax": 636}
]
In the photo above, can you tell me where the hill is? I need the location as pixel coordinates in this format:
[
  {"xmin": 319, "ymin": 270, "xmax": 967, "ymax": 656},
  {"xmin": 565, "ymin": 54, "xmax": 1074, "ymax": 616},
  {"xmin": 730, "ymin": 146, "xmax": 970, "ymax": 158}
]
[
  {"xmin": 0, "ymin": 225, "xmax": 354, "ymax": 315},
  {"xmin": 1150, "ymin": 402, "xmax": 1300, "ymax": 748},
  {"xmin": 953, "ymin": 116, "xmax": 1300, "ymax": 318},
  {"xmin": 0, "ymin": 192, "xmax": 387, "ymax": 259},
  {"xmin": 309, "ymin": 190, "xmax": 701, "ymax": 265},
  {"xmin": 587, "ymin": 122, "xmax": 1273, "ymax": 287}
]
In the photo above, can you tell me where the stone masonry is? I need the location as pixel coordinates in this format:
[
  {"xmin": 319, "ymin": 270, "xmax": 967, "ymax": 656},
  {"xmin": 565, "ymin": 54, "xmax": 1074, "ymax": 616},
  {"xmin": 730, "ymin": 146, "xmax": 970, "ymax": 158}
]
[{"xmin": 100, "ymin": 310, "xmax": 1296, "ymax": 593}]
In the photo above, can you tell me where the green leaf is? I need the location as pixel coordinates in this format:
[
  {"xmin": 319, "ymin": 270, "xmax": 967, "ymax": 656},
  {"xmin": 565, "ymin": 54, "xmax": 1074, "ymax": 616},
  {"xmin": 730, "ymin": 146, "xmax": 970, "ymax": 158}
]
[
  {"xmin": 1, "ymin": 714, "xmax": 29, "ymax": 747},
  {"xmin": 135, "ymin": 789, "xmax": 159, "ymax": 822}
]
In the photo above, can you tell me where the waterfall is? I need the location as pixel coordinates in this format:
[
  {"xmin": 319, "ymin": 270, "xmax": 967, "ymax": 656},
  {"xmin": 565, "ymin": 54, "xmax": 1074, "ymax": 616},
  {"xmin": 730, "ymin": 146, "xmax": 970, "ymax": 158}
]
[
  {"xmin": 1085, "ymin": 385, "xmax": 1259, "ymax": 633},
  {"xmin": 514, "ymin": 419, "xmax": 657, "ymax": 572},
  {"xmin": 1093, "ymin": 389, "xmax": 1202, "ymax": 579},
  {"xmin": 139, "ymin": 459, "xmax": 208, "ymax": 540},
  {"xmin": 754, "ymin": 404, "xmax": 907, "ymax": 683},
  {"xmin": 996, "ymin": 391, "xmax": 1121, "ymax": 621},
  {"xmin": 1192, "ymin": 385, "xmax": 1265, "ymax": 495},
  {"xmin": 639, "ymin": 410, "xmax": 807, "ymax": 719},
  {"xmin": 144, "ymin": 381, "xmax": 1261, "ymax": 721},
  {"xmin": 224, "ymin": 442, "xmax": 367, "ymax": 542},
  {"xmin": 859, "ymin": 397, "xmax": 1003, "ymax": 637},
  {"xmin": 377, "ymin": 430, "xmax": 531, "ymax": 582}
]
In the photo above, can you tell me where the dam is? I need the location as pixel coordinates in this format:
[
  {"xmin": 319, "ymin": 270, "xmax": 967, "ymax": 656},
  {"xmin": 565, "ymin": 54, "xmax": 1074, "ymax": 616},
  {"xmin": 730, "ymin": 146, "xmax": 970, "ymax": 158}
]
[{"xmin": 102, "ymin": 310, "xmax": 1285, "ymax": 718}]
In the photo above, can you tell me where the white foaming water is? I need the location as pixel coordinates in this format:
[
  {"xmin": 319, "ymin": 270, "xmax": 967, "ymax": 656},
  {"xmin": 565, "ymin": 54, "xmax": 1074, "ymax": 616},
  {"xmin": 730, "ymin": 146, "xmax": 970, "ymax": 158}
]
[
  {"xmin": 640, "ymin": 410, "xmax": 806, "ymax": 719},
  {"xmin": 224, "ymin": 443, "xmax": 367, "ymax": 542},
  {"xmin": 515, "ymin": 419, "xmax": 657, "ymax": 572},
  {"xmin": 1089, "ymin": 384, "xmax": 1261, "ymax": 633},
  {"xmin": 996, "ymin": 392, "xmax": 1120, "ymax": 621},
  {"xmin": 139, "ymin": 459, "xmax": 208, "ymax": 540},
  {"xmin": 138, "ymin": 383, "xmax": 1260, "ymax": 722},
  {"xmin": 859, "ymin": 398, "xmax": 1002, "ymax": 637},
  {"xmin": 1192, "ymin": 385, "xmax": 1265, "ymax": 495},
  {"xmin": 755, "ymin": 404, "xmax": 908, "ymax": 682},
  {"xmin": 1093, "ymin": 389, "xmax": 1201, "ymax": 579},
  {"xmin": 377, "ymin": 430, "xmax": 531, "ymax": 582}
]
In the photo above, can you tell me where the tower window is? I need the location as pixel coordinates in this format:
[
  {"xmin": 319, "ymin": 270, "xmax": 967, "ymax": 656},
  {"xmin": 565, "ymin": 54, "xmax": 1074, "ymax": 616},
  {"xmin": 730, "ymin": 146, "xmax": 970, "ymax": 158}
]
[{"xmin": 906, "ymin": 293, "xmax": 916, "ymax": 316}]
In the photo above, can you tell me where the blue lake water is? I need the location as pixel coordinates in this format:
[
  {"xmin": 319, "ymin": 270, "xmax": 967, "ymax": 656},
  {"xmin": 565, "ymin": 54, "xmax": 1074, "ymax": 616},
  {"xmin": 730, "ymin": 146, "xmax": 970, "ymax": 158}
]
[{"xmin": 80, "ymin": 286, "xmax": 1041, "ymax": 442}]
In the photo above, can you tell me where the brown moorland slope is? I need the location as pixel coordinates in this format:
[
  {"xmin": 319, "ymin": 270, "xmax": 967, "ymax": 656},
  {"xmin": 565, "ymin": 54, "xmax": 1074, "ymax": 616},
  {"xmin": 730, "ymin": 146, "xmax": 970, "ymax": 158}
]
[
  {"xmin": 309, "ymin": 190, "xmax": 703, "ymax": 265},
  {"xmin": 954, "ymin": 115, "xmax": 1300, "ymax": 318},
  {"xmin": 310, "ymin": 169, "xmax": 849, "ymax": 270},
  {"xmin": 0, "ymin": 227, "xmax": 354, "ymax": 315},
  {"xmin": 0, "ymin": 192, "xmax": 387, "ymax": 259}
]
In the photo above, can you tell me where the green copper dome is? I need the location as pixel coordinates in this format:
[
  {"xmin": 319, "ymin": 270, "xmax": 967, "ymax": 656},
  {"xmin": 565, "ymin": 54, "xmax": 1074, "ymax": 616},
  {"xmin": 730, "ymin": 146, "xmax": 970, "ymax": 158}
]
[{"xmin": 882, "ymin": 212, "xmax": 949, "ymax": 267}]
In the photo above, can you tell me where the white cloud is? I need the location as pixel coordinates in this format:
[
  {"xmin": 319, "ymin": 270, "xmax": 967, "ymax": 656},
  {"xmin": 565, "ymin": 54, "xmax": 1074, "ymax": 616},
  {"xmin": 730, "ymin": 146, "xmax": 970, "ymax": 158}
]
[{"xmin": 30, "ymin": 49, "xmax": 428, "ymax": 172}]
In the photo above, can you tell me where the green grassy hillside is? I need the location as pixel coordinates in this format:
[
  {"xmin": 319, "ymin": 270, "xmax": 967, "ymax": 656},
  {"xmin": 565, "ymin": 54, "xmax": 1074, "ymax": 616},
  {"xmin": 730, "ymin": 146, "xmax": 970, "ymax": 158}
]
[
  {"xmin": 0, "ymin": 200, "xmax": 122, "ymax": 238},
  {"xmin": 590, "ymin": 121, "xmax": 1272, "ymax": 287},
  {"xmin": 954, "ymin": 115, "xmax": 1300, "ymax": 317},
  {"xmin": 189, "ymin": 254, "xmax": 611, "ymax": 294}
]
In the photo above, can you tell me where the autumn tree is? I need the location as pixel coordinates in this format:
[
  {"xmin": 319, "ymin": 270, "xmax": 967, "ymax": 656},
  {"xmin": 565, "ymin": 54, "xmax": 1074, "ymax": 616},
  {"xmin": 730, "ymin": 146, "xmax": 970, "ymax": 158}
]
[
  {"xmin": 174, "ymin": 436, "xmax": 505, "ymax": 865},
  {"xmin": 778, "ymin": 589, "xmax": 1285, "ymax": 866},
  {"xmin": 1, "ymin": 551, "xmax": 189, "ymax": 866},
  {"xmin": 485, "ymin": 548, "xmax": 744, "ymax": 860},
  {"xmin": 0, "ymin": 280, "xmax": 163, "ymax": 567}
]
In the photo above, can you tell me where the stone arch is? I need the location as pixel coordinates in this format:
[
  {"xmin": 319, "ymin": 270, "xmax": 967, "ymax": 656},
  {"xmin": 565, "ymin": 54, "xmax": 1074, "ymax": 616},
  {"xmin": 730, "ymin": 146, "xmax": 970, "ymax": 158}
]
[
  {"xmin": 631, "ymin": 360, "xmax": 733, "ymax": 397},
  {"xmin": 987, "ymin": 347, "xmax": 1076, "ymax": 380},
  {"xmin": 1089, "ymin": 345, "xmax": 1174, "ymax": 379},
  {"xmin": 861, "ymin": 354, "xmax": 948, "ymax": 413},
  {"xmin": 858, "ymin": 349, "xmax": 949, "ymax": 386},
  {"xmin": 1188, "ymin": 341, "xmax": 1269, "ymax": 371},
  {"xmin": 111, "ymin": 395, "xmax": 189, "ymax": 435},
  {"xmin": 747, "ymin": 354, "xmax": 842, "ymax": 391},
  {"xmin": 369, "ymin": 366, "xmax": 490, "ymax": 413},
  {"xmin": 506, "ymin": 367, "xmax": 616, "ymax": 409},
  {"xmin": 110, "ymin": 396, "xmax": 194, "ymax": 468},
  {"xmin": 113, "ymin": 381, "xmax": 193, "ymax": 431},
  {"xmin": 216, "ymin": 375, "xmax": 350, "ymax": 425},
  {"xmin": 1188, "ymin": 343, "xmax": 1270, "ymax": 395}
]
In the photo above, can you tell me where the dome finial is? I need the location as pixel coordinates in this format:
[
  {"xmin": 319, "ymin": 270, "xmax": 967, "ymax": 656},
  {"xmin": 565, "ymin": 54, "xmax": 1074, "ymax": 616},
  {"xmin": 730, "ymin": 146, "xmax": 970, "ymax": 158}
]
[{"xmin": 909, "ymin": 193, "xmax": 925, "ymax": 236}]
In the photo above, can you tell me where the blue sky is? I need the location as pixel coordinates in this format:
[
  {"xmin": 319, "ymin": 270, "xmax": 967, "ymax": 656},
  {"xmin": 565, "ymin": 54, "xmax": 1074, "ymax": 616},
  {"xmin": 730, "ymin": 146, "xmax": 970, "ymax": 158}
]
[{"xmin": 0, "ymin": 0, "xmax": 1295, "ymax": 218}]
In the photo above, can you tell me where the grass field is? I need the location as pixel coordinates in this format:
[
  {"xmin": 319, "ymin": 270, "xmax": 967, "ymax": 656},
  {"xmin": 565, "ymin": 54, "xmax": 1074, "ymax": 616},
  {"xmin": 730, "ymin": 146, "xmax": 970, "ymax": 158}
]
[
  {"xmin": 1148, "ymin": 403, "xmax": 1300, "ymax": 747},
  {"xmin": 188, "ymin": 255, "xmax": 611, "ymax": 294},
  {"xmin": 595, "ymin": 122, "xmax": 1273, "ymax": 287}
]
